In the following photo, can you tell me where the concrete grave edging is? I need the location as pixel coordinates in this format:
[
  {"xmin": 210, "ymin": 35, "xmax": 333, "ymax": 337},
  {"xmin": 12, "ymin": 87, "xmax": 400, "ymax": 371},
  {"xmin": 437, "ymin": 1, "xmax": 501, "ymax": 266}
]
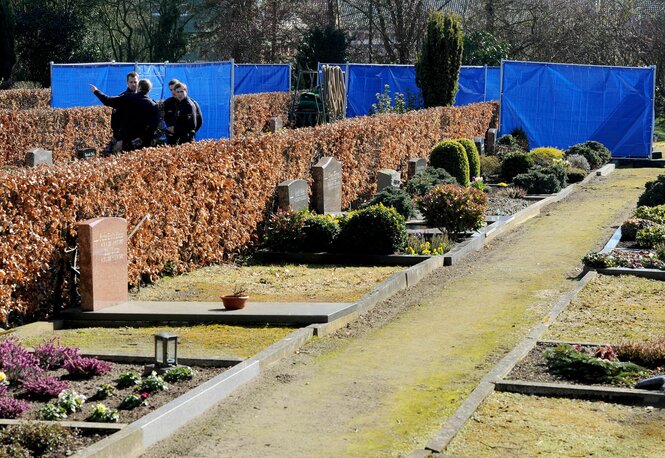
[
  {"xmin": 593, "ymin": 225, "xmax": 665, "ymax": 281},
  {"xmin": 412, "ymin": 270, "xmax": 598, "ymax": 454}
]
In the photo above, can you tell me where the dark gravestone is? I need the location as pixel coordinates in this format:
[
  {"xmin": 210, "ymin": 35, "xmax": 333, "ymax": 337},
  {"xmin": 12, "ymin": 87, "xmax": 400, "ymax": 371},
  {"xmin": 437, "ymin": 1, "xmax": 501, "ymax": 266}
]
[
  {"xmin": 407, "ymin": 158, "xmax": 427, "ymax": 179},
  {"xmin": 25, "ymin": 148, "xmax": 53, "ymax": 167},
  {"xmin": 312, "ymin": 156, "xmax": 342, "ymax": 214},
  {"xmin": 277, "ymin": 179, "xmax": 309, "ymax": 212},
  {"xmin": 77, "ymin": 148, "xmax": 97, "ymax": 160},
  {"xmin": 268, "ymin": 117, "xmax": 283, "ymax": 133},
  {"xmin": 78, "ymin": 217, "xmax": 128, "ymax": 311},
  {"xmin": 377, "ymin": 169, "xmax": 401, "ymax": 192},
  {"xmin": 474, "ymin": 137, "xmax": 485, "ymax": 155},
  {"xmin": 485, "ymin": 129, "xmax": 498, "ymax": 155}
]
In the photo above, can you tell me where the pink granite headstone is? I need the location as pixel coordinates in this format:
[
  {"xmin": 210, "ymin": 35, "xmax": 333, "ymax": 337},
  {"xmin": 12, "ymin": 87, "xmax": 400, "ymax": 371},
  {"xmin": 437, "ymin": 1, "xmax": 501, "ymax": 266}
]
[{"xmin": 77, "ymin": 217, "xmax": 128, "ymax": 311}]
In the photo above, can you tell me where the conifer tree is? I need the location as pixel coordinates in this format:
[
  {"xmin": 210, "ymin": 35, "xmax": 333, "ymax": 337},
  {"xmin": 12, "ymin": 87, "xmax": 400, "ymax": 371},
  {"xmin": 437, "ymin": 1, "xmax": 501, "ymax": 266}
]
[
  {"xmin": 0, "ymin": 0, "xmax": 16, "ymax": 81},
  {"xmin": 415, "ymin": 11, "xmax": 463, "ymax": 108}
]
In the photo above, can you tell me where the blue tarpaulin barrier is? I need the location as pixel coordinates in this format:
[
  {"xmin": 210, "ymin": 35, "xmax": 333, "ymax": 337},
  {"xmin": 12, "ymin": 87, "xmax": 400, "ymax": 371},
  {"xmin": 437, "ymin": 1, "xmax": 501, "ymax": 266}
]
[
  {"xmin": 51, "ymin": 62, "xmax": 234, "ymax": 139},
  {"xmin": 318, "ymin": 63, "xmax": 498, "ymax": 116},
  {"xmin": 234, "ymin": 64, "xmax": 290, "ymax": 94},
  {"xmin": 499, "ymin": 61, "xmax": 655, "ymax": 158}
]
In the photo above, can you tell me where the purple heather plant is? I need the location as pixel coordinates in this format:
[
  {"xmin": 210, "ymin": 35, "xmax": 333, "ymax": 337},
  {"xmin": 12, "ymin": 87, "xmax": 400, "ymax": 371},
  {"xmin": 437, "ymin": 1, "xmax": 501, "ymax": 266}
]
[
  {"xmin": 0, "ymin": 337, "xmax": 42, "ymax": 382},
  {"xmin": 0, "ymin": 383, "xmax": 7, "ymax": 397},
  {"xmin": 22, "ymin": 375, "xmax": 70, "ymax": 399},
  {"xmin": 64, "ymin": 357, "xmax": 112, "ymax": 378},
  {"xmin": 33, "ymin": 338, "xmax": 80, "ymax": 370},
  {"xmin": 0, "ymin": 397, "xmax": 30, "ymax": 419}
]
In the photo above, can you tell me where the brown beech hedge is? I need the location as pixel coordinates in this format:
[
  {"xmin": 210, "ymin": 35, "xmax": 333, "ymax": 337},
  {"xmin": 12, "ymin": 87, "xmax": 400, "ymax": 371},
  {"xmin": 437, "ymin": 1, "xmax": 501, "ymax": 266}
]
[
  {"xmin": 0, "ymin": 92, "xmax": 291, "ymax": 167},
  {"xmin": 0, "ymin": 102, "xmax": 496, "ymax": 324},
  {"xmin": 0, "ymin": 88, "xmax": 51, "ymax": 110}
]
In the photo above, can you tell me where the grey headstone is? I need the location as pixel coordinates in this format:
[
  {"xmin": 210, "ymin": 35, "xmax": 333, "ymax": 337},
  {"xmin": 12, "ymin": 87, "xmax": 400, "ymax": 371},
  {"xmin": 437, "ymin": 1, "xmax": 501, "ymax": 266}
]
[
  {"xmin": 377, "ymin": 169, "xmax": 401, "ymax": 192},
  {"xmin": 485, "ymin": 128, "xmax": 498, "ymax": 155},
  {"xmin": 268, "ymin": 117, "xmax": 283, "ymax": 133},
  {"xmin": 474, "ymin": 136, "xmax": 485, "ymax": 155},
  {"xmin": 407, "ymin": 158, "xmax": 427, "ymax": 179},
  {"xmin": 277, "ymin": 179, "xmax": 309, "ymax": 212},
  {"xmin": 312, "ymin": 156, "xmax": 342, "ymax": 214},
  {"xmin": 25, "ymin": 148, "xmax": 53, "ymax": 167}
]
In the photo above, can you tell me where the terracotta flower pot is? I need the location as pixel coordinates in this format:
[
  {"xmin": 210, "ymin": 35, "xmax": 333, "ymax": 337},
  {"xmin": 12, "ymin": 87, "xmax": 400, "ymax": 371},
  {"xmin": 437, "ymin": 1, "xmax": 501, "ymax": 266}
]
[{"xmin": 221, "ymin": 295, "xmax": 249, "ymax": 310}]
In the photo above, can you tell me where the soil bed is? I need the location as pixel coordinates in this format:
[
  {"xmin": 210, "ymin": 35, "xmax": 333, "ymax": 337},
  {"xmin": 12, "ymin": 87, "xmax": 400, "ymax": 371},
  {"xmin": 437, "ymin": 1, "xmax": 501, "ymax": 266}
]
[
  {"xmin": 4, "ymin": 362, "xmax": 226, "ymax": 424},
  {"xmin": 506, "ymin": 341, "xmax": 662, "ymax": 388}
]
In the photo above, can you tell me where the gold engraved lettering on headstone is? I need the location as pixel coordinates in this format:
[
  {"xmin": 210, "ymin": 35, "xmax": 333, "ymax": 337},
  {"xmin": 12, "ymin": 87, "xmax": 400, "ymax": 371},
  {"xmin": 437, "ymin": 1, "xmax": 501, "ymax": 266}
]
[{"xmin": 93, "ymin": 231, "xmax": 126, "ymax": 264}]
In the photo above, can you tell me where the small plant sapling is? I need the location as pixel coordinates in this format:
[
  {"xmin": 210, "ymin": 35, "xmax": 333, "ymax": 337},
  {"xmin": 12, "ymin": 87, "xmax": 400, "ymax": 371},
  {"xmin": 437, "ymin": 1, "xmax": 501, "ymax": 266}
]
[
  {"xmin": 57, "ymin": 390, "xmax": 86, "ymax": 413},
  {"xmin": 95, "ymin": 383, "xmax": 116, "ymax": 400},
  {"xmin": 163, "ymin": 366, "xmax": 195, "ymax": 383},
  {"xmin": 119, "ymin": 392, "xmax": 150, "ymax": 410},
  {"xmin": 22, "ymin": 375, "xmax": 69, "ymax": 399},
  {"xmin": 140, "ymin": 372, "xmax": 168, "ymax": 393},
  {"xmin": 117, "ymin": 371, "xmax": 142, "ymax": 388},
  {"xmin": 39, "ymin": 403, "xmax": 68, "ymax": 421},
  {"xmin": 88, "ymin": 403, "xmax": 119, "ymax": 423}
]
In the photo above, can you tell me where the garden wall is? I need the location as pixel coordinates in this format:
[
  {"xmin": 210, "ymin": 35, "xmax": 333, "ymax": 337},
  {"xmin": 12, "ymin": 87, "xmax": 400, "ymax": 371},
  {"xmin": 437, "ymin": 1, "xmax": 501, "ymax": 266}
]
[
  {"xmin": 0, "ymin": 92, "xmax": 292, "ymax": 167},
  {"xmin": 0, "ymin": 102, "xmax": 497, "ymax": 325}
]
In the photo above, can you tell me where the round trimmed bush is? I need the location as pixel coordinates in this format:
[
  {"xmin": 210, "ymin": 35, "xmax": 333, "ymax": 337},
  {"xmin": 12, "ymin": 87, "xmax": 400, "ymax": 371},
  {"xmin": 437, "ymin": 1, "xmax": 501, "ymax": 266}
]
[
  {"xmin": 566, "ymin": 154, "xmax": 591, "ymax": 173},
  {"xmin": 335, "ymin": 204, "xmax": 407, "ymax": 255},
  {"xmin": 480, "ymin": 154, "xmax": 500, "ymax": 178},
  {"xmin": 455, "ymin": 138, "xmax": 481, "ymax": 180},
  {"xmin": 513, "ymin": 170, "xmax": 561, "ymax": 194},
  {"xmin": 566, "ymin": 141, "xmax": 611, "ymax": 170},
  {"xmin": 368, "ymin": 187, "xmax": 415, "ymax": 219},
  {"xmin": 566, "ymin": 167, "xmax": 587, "ymax": 184},
  {"xmin": 529, "ymin": 147, "xmax": 565, "ymax": 166},
  {"xmin": 585, "ymin": 141, "xmax": 612, "ymax": 164},
  {"xmin": 636, "ymin": 224, "xmax": 665, "ymax": 248},
  {"xmin": 417, "ymin": 184, "xmax": 488, "ymax": 241},
  {"xmin": 637, "ymin": 174, "xmax": 665, "ymax": 207},
  {"xmin": 634, "ymin": 205, "xmax": 665, "ymax": 224},
  {"xmin": 621, "ymin": 218, "xmax": 656, "ymax": 241},
  {"xmin": 404, "ymin": 167, "xmax": 457, "ymax": 197},
  {"xmin": 497, "ymin": 134, "xmax": 516, "ymax": 146},
  {"xmin": 429, "ymin": 140, "xmax": 470, "ymax": 187},
  {"xmin": 262, "ymin": 210, "xmax": 307, "ymax": 252},
  {"xmin": 500, "ymin": 151, "xmax": 534, "ymax": 182},
  {"xmin": 300, "ymin": 214, "xmax": 339, "ymax": 252}
]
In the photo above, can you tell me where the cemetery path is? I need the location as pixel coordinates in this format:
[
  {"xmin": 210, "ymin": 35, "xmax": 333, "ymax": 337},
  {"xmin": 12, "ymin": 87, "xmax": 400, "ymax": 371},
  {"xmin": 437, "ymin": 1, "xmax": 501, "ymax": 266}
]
[{"xmin": 142, "ymin": 167, "xmax": 662, "ymax": 458}]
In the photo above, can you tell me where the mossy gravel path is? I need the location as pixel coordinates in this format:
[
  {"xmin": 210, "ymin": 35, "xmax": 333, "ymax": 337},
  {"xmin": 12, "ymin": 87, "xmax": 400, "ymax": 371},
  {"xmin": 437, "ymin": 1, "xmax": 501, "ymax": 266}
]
[{"xmin": 143, "ymin": 167, "xmax": 663, "ymax": 458}]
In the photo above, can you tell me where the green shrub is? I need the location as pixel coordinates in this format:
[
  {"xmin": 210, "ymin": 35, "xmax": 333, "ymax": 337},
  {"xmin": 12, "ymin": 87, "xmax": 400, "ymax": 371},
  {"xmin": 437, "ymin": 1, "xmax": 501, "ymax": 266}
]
[
  {"xmin": 429, "ymin": 140, "xmax": 470, "ymax": 186},
  {"xmin": 300, "ymin": 214, "xmax": 339, "ymax": 252},
  {"xmin": 635, "ymin": 224, "xmax": 665, "ymax": 248},
  {"xmin": 543, "ymin": 163, "xmax": 567, "ymax": 187},
  {"xmin": 566, "ymin": 154, "xmax": 591, "ymax": 173},
  {"xmin": 263, "ymin": 210, "xmax": 307, "ymax": 252},
  {"xmin": 566, "ymin": 167, "xmax": 587, "ymax": 184},
  {"xmin": 0, "ymin": 422, "xmax": 78, "ymax": 457},
  {"xmin": 621, "ymin": 218, "xmax": 656, "ymax": 241},
  {"xmin": 335, "ymin": 204, "xmax": 407, "ymax": 255},
  {"xmin": 497, "ymin": 134, "xmax": 516, "ymax": 146},
  {"xmin": 455, "ymin": 138, "xmax": 481, "ymax": 179},
  {"xmin": 417, "ymin": 184, "xmax": 488, "ymax": 240},
  {"xmin": 500, "ymin": 151, "xmax": 534, "ymax": 182},
  {"xmin": 415, "ymin": 11, "xmax": 463, "ymax": 107},
  {"xmin": 544, "ymin": 344, "xmax": 648, "ymax": 386},
  {"xmin": 479, "ymin": 154, "xmax": 500, "ymax": 177},
  {"xmin": 637, "ymin": 175, "xmax": 665, "ymax": 207},
  {"xmin": 585, "ymin": 140, "xmax": 612, "ymax": 164},
  {"xmin": 529, "ymin": 147, "xmax": 565, "ymax": 166},
  {"xmin": 657, "ymin": 243, "xmax": 665, "ymax": 261},
  {"xmin": 404, "ymin": 167, "xmax": 457, "ymax": 197},
  {"xmin": 634, "ymin": 205, "xmax": 665, "ymax": 224},
  {"xmin": 513, "ymin": 170, "xmax": 562, "ymax": 194},
  {"xmin": 510, "ymin": 128, "xmax": 530, "ymax": 151},
  {"xmin": 582, "ymin": 252, "xmax": 628, "ymax": 268},
  {"xmin": 566, "ymin": 141, "xmax": 611, "ymax": 170},
  {"xmin": 368, "ymin": 187, "xmax": 415, "ymax": 219}
]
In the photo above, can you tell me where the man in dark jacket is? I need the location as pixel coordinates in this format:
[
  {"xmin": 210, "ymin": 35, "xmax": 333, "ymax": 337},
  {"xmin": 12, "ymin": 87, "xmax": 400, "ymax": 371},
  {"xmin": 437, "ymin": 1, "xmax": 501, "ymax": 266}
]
[
  {"xmin": 167, "ymin": 82, "xmax": 203, "ymax": 145},
  {"xmin": 162, "ymin": 78, "xmax": 180, "ymax": 145},
  {"xmin": 90, "ymin": 79, "xmax": 160, "ymax": 152},
  {"xmin": 109, "ymin": 71, "xmax": 139, "ymax": 152}
]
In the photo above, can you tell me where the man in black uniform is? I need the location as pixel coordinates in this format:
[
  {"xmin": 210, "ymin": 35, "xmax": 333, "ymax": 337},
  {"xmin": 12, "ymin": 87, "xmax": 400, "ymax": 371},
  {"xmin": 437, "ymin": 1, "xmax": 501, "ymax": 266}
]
[
  {"xmin": 90, "ymin": 79, "xmax": 160, "ymax": 152},
  {"xmin": 109, "ymin": 71, "xmax": 139, "ymax": 153},
  {"xmin": 168, "ymin": 82, "xmax": 203, "ymax": 145},
  {"xmin": 162, "ymin": 78, "xmax": 180, "ymax": 145}
]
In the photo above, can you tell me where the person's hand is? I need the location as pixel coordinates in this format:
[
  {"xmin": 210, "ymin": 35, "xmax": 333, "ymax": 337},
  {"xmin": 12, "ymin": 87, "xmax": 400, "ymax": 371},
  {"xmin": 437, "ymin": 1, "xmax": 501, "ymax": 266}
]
[
  {"xmin": 89, "ymin": 84, "xmax": 98, "ymax": 93},
  {"xmin": 166, "ymin": 126, "xmax": 174, "ymax": 133}
]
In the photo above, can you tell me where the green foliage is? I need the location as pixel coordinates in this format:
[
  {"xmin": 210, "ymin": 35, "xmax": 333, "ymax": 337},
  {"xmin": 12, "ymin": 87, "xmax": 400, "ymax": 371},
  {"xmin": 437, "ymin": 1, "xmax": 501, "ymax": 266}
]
[
  {"xmin": 479, "ymin": 154, "xmax": 500, "ymax": 177},
  {"xmin": 529, "ymin": 147, "xmax": 565, "ymax": 166},
  {"xmin": 566, "ymin": 154, "xmax": 591, "ymax": 173},
  {"xmin": 455, "ymin": 138, "xmax": 481, "ymax": 179},
  {"xmin": 404, "ymin": 167, "xmax": 457, "ymax": 197},
  {"xmin": 149, "ymin": 0, "xmax": 190, "ymax": 62},
  {"xmin": 415, "ymin": 11, "xmax": 463, "ymax": 107},
  {"xmin": 57, "ymin": 389, "xmax": 86, "ymax": 413},
  {"xmin": 510, "ymin": 128, "xmax": 530, "ymax": 151},
  {"xmin": 335, "ymin": 204, "xmax": 407, "ymax": 255},
  {"xmin": 95, "ymin": 383, "xmax": 116, "ymax": 400},
  {"xmin": 582, "ymin": 252, "xmax": 628, "ymax": 268},
  {"xmin": 139, "ymin": 372, "xmax": 168, "ymax": 393},
  {"xmin": 300, "ymin": 214, "xmax": 339, "ymax": 252},
  {"xmin": 566, "ymin": 141, "xmax": 611, "ymax": 170},
  {"xmin": 544, "ymin": 344, "xmax": 648, "ymax": 386},
  {"xmin": 0, "ymin": 0, "xmax": 15, "ymax": 81},
  {"xmin": 163, "ymin": 366, "xmax": 195, "ymax": 383},
  {"xmin": 565, "ymin": 167, "xmax": 587, "ymax": 184},
  {"xmin": 638, "ymin": 174, "xmax": 665, "ymax": 207},
  {"xmin": 621, "ymin": 218, "xmax": 656, "ymax": 241},
  {"xmin": 417, "ymin": 184, "xmax": 488, "ymax": 241},
  {"xmin": 295, "ymin": 25, "xmax": 348, "ymax": 71},
  {"xmin": 635, "ymin": 224, "xmax": 665, "ymax": 248},
  {"xmin": 119, "ymin": 392, "xmax": 149, "ymax": 410},
  {"xmin": 429, "ymin": 140, "xmax": 470, "ymax": 186},
  {"xmin": 513, "ymin": 170, "xmax": 562, "ymax": 194},
  {"xmin": 634, "ymin": 205, "xmax": 665, "ymax": 224},
  {"xmin": 39, "ymin": 403, "xmax": 68, "ymax": 421},
  {"xmin": 0, "ymin": 422, "xmax": 78, "ymax": 456},
  {"xmin": 500, "ymin": 151, "xmax": 534, "ymax": 182},
  {"xmin": 497, "ymin": 134, "xmax": 516, "ymax": 146},
  {"xmin": 117, "ymin": 371, "xmax": 142, "ymax": 389},
  {"xmin": 368, "ymin": 187, "xmax": 415, "ymax": 219},
  {"xmin": 462, "ymin": 31, "xmax": 509, "ymax": 66},
  {"xmin": 657, "ymin": 243, "xmax": 665, "ymax": 261},
  {"xmin": 263, "ymin": 210, "xmax": 339, "ymax": 253},
  {"xmin": 369, "ymin": 84, "xmax": 420, "ymax": 115},
  {"xmin": 404, "ymin": 233, "xmax": 448, "ymax": 255},
  {"xmin": 88, "ymin": 403, "xmax": 119, "ymax": 423}
]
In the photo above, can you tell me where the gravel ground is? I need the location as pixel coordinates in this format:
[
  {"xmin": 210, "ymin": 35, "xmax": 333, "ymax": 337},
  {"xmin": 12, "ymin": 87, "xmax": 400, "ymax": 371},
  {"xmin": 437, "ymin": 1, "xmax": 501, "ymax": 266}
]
[{"xmin": 487, "ymin": 196, "xmax": 531, "ymax": 216}]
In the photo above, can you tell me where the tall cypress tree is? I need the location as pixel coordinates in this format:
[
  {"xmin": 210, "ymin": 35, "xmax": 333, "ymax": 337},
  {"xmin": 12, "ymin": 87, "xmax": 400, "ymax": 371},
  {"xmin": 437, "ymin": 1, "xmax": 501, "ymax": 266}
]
[
  {"xmin": 0, "ymin": 0, "xmax": 16, "ymax": 81},
  {"xmin": 415, "ymin": 11, "xmax": 463, "ymax": 108}
]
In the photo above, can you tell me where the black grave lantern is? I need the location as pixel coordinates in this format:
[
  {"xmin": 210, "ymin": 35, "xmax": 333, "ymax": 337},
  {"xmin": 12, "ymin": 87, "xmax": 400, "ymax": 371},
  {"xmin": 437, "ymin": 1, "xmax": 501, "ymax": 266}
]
[{"xmin": 154, "ymin": 333, "xmax": 178, "ymax": 368}]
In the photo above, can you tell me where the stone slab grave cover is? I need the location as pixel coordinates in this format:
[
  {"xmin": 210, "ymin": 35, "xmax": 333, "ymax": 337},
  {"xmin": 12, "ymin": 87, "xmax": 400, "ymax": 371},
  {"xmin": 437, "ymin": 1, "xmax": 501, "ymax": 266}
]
[
  {"xmin": 377, "ymin": 169, "xmax": 401, "ymax": 192},
  {"xmin": 25, "ymin": 148, "xmax": 53, "ymax": 167},
  {"xmin": 408, "ymin": 158, "xmax": 426, "ymax": 179},
  {"xmin": 78, "ymin": 217, "xmax": 128, "ymax": 311},
  {"xmin": 277, "ymin": 179, "xmax": 309, "ymax": 212},
  {"xmin": 312, "ymin": 156, "xmax": 342, "ymax": 214}
]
